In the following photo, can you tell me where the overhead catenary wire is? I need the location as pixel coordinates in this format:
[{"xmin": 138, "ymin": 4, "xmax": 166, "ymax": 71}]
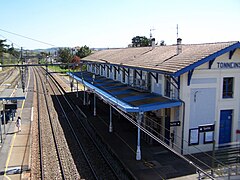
[
  {"xmin": 0, "ymin": 34, "xmax": 21, "ymax": 48},
  {"xmin": 0, "ymin": 28, "xmax": 56, "ymax": 47},
  {"xmin": 110, "ymin": 105, "xmax": 214, "ymax": 179},
  {"xmin": 74, "ymin": 73, "xmax": 221, "ymax": 178},
  {"xmin": 79, "ymin": 81, "xmax": 214, "ymax": 178},
  {"xmin": 143, "ymin": 115, "xmax": 226, "ymax": 167},
  {"xmin": 128, "ymin": 113, "xmax": 219, "ymax": 171}
]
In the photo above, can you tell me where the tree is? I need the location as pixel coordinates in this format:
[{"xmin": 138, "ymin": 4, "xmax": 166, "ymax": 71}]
[
  {"xmin": 1, "ymin": 40, "xmax": 20, "ymax": 64},
  {"xmin": 76, "ymin": 45, "xmax": 91, "ymax": 58},
  {"xmin": 131, "ymin": 36, "xmax": 150, "ymax": 47},
  {"xmin": 71, "ymin": 55, "xmax": 81, "ymax": 70},
  {"xmin": 0, "ymin": 39, "xmax": 9, "ymax": 57},
  {"xmin": 57, "ymin": 48, "xmax": 73, "ymax": 64},
  {"xmin": 8, "ymin": 46, "xmax": 20, "ymax": 58}
]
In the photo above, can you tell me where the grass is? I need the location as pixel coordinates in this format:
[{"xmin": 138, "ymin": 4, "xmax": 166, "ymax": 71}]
[{"xmin": 47, "ymin": 65, "xmax": 69, "ymax": 73}]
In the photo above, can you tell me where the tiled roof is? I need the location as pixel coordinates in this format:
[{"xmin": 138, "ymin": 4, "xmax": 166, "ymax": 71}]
[{"xmin": 83, "ymin": 41, "xmax": 239, "ymax": 75}]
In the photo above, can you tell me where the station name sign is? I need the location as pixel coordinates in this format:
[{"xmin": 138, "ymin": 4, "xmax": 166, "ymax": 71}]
[{"xmin": 217, "ymin": 62, "xmax": 240, "ymax": 69}]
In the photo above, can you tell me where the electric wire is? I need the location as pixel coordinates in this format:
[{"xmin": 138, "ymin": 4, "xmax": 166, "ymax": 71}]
[
  {"xmin": 133, "ymin": 114, "xmax": 213, "ymax": 169},
  {"xmin": 143, "ymin": 114, "xmax": 227, "ymax": 167},
  {"xmin": 0, "ymin": 34, "xmax": 21, "ymax": 48},
  {"xmin": 72, "ymin": 72, "xmax": 220, "ymax": 168},
  {"xmin": 77, "ymin": 82, "xmax": 214, "ymax": 178},
  {"xmin": 0, "ymin": 28, "xmax": 56, "ymax": 47}
]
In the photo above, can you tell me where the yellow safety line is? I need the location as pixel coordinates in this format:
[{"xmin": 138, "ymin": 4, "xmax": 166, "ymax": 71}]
[
  {"xmin": 4, "ymin": 67, "xmax": 30, "ymax": 179},
  {"xmin": 4, "ymin": 100, "xmax": 25, "ymax": 179}
]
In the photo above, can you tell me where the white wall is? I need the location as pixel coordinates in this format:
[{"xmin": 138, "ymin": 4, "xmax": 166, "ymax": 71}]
[{"xmin": 180, "ymin": 49, "xmax": 240, "ymax": 154}]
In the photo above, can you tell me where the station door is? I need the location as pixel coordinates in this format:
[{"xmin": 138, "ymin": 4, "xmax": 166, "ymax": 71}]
[{"xmin": 219, "ymin": 110, "xmax": 232, "ymax": 144}]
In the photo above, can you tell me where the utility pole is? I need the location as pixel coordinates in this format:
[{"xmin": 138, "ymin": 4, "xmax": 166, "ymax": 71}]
[{"xmin": 20, "ymin": 47, "xmax": 25, "ymax": 92}]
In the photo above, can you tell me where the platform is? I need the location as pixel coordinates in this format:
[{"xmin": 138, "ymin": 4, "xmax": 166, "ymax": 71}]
[
  {"xmin": 68, "ymin": 92, "xmax": 200, "ymax": 179},
  {"xmin": 0, "ymin": 88, "xmax": 25, "ymax": 101},
  {"xmin": 0, "ymin": 68, "xmax": 33, "ymax": 180}
]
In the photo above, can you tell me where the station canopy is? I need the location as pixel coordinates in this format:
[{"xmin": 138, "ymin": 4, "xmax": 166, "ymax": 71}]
[
  {"xmin": 68, "ymin": 71, "xmax": 181, "ymax": 113},
  {"xmin": 0, "ymin": 88, "xmax": 25, "ymax": 101}
]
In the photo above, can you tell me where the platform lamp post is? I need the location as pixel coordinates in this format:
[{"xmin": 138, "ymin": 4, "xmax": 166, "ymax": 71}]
[
  {"xmin": 2, "ymin": 99, "xmax": 6, "ymax": 135},
  {"xmin": 0, "ymin": 100, "xmax": 3, "ymax": 143},
  {"xmin": 136, "ymin": 112, "xmax": 143, "ymax": 160},
  {"xmin": 109, "ymin": 106, "xmax": 113, "ymax": 132},
  {"xmin": 211, "ymin": 121, "xmax": 216, "ymax": 176},
  {"xmin": 92, "ymin": 74, "xmax": 97, "ymax": 116}
]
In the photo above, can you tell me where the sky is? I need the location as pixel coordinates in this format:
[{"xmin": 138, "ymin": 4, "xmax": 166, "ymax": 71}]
[{"xmin": 1, "ymin": 0, "xmax": 240, "ymax": 50}]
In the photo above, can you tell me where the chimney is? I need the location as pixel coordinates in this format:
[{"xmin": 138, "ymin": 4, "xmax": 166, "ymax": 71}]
[
  {"xmin": 151, "ymin": 38, "xmax": 156, "ymax": 49},
  {"xmin": 177, "ymin": 38, "xmax": 182, "ymax": 54}
]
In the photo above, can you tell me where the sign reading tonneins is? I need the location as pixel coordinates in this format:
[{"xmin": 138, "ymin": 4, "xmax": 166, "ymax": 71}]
[
  {"xmin": 217, "ymin": 62, "xmax": 240, "ymax": 69},
  {"xmin": 198, "ymin": 124, "xmax": 214, "ymax": 133}
]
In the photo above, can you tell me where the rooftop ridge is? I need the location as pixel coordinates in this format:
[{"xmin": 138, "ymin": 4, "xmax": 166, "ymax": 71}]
[{"xmin": 171, "ymin": 41, "xmax": 239, "ymax": 46}]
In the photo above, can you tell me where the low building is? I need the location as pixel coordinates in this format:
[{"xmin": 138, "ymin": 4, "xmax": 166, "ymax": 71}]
[{"xmin": 69, "ymin": 40, "xmax": 240, "ymax": 157}]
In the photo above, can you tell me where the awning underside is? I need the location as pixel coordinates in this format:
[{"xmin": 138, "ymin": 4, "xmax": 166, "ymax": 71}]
[{"xmin": 68, "ymin": 71, "xmax": 181, "ymax": 112}]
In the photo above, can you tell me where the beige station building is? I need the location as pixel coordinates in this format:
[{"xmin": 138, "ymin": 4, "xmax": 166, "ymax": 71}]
[{"xmin": 69, "ymin": 39, "xmax": 240, "ymax": 158}]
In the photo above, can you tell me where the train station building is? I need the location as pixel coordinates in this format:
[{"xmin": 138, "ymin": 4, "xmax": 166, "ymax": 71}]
[{"xmin": 68, "ymin": 40, "xmax": 240, "ymax": 158}]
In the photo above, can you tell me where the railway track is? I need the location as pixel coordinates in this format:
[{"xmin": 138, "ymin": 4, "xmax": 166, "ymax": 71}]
[
  {"xmin": 0, "ymin": 67, "xmax": 19, "ymax": 87},
  {"xmin": 32, "ymin": 67, "xmax": 80, "ymax": 179},
  {"xmin": 43, "ymin": 67, "xmax": 134, "ymax": 179}
]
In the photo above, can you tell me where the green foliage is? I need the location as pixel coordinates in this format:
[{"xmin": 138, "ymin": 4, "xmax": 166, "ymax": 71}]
[
  {"xmin": 57, "ymin": 48, "xmax": 73, "ymax": 64},
  {"xmin": 0, "ymin": 39, "xmax": 9, "ymax": 57},
  {"xmin": 0, "ymin": 39, "xmax": 19, "ymax": 64},
  {"xmin": 132, "ymin": 36, "xmax": 150, "ymax": 47},
  {"xmin": 48, "ymin": 65, "xmax": 69, "ymax": 73},
  {"xmin": 76, "ymin": 45, "xmax": 91, "ymax": 58},
  {"xmin": 8, "ymin": 47, "xmax": 20, "ymax": 58}
]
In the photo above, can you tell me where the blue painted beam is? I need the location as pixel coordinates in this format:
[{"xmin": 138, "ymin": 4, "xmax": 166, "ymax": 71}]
[
  {"xmin": 123, "ymin": 94, "xmax": 155, "ymax": 102},
  {"xmin": 113, "ymin": 66, "xmax": 119, "ymax": 72},
  {"xmin": 170, "ymin": 76, "xmax": 180, "ymax": 90},
  {"xmin": 149, "ymin": 72, "xmax": 158, "ymax": 83},
  {"xmin": 208, "ymin": 58, "xmax": 216, "ymax": 69},
  {"xmin": 187, "ymin": 69, "xmax": 194, "ymax": 86},
  {"xmin": 104, "ymin": 85, "xmax": 126, "ymax": 90},
  {"xmin": 0, "ymin": 96, "xmax": 25, "ymax": 101},
  {"xmin": 135, "ymin": 69, "xmax": 142, "ymax": 78},
  {"xmin": 173, "ymin": 42, "xmax": 240, "ymax": 77},
  {"xmin": 139, "ymin": 101, "xmax": 182, "ymax": 112},
  {"xmin": 111, "ymin": 89, "xmax": 133, "ymax": 95},
  {"xmin": 229, "ymin": 49, "xmax": 236, "ymax": 59}
]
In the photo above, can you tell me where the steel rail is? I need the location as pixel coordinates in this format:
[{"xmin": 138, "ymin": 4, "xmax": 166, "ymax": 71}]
[
  {"xmin": 40, "ymin": 67, "xmax": 99, "ymax": 179},
  {"xmin": 33, "ymin": 68, "xmax": 44, "ymax": 180},
  {"xmin": 33, "ymin": 67, "xmax": 66, "ymax": 179},
  {"xmin": 43, "ymin": 67, "xmax": 123, "ymax": 179}
]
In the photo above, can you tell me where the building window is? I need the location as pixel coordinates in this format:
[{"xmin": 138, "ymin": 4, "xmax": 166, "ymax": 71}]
[
  {"xmin": 204, "ymin": 132, "xmax": 214, "ymax": 144},
  {"xmin": 189, "ymin": 128, "xmax": 199, "ymax": 145},
  {"xmin": 222, "ymin": 77, "xmax": 234, "ymax": 98}
]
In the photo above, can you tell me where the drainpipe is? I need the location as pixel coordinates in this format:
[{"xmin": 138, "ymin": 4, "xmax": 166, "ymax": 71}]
[{"xmin": 180, "ymin": 100, "xmax": 185, "ymax": 155}]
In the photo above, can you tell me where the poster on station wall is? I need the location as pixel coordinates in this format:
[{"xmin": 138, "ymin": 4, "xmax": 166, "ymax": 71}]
[{"xmin": 189, "ymin": 128, "xmax": 199, "ymax": 145}]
